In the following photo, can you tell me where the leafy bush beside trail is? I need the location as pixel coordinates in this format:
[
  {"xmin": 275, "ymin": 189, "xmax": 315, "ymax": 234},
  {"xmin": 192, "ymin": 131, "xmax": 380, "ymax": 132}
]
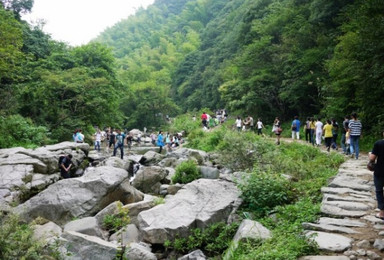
[{"xmin": 172, "ymin": 159, "xmax": 200, "ymax": 184}]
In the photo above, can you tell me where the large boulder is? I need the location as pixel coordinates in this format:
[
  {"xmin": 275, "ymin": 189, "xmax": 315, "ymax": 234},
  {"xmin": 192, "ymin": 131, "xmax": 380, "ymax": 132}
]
[
  {"xmin": 0, "ymin": 154, "xmax": 47, "ymax": 174},
  {"xmin": 124, "ymin": 242, "xmax": 157, "ymax": 260},
  {"xmin": 139, "ymin": 151, "xmax": 164, "ymax": 166},
  {"xmin": 14, "ymin": 166, "xmax": 130, "ymax": 225},
  {"xmin": 61, "ymin": 231, "xmax": 118, "ymax": 260},
  {"xmin": 138, "ymin": 179, "xmax": 240, "ymax": 244},
  {"xmin": 64, "ymin": 217, "xmax": 105, "ymax": 238},
  {"xmin": 132, "ymin": 166, "xmax": 170, "ymax": 194},
  {"xmin": 169, "ymin": 148, "xmax": 209, "ymax": 166}
]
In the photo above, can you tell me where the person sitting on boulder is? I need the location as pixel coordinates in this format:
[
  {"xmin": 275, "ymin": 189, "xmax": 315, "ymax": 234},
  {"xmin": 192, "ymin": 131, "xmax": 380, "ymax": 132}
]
[{"xmin": 60, "ymin": 154, "xmax": 73, "ymax": 179}]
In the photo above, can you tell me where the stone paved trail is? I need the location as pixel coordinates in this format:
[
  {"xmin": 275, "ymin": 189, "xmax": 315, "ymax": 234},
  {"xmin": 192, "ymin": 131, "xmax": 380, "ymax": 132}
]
[{"xmin": 299, "ymin": 153, "xmax": 384, "ymax": 260}]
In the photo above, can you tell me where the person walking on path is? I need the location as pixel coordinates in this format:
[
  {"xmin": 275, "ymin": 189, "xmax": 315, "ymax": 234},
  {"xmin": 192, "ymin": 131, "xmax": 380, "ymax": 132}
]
[
  {"xmin": 369, "ymin": 130, "xmax": 384, "ymax": 220},
  {"xmin": 315, "ymin": 118, "xmax": 323, "ymax": 146},
  {"xmin": 157, "ymin": 131, "xmax": 165, "ymax": 154},
  {"xmin": 304, "ymin": 117, "xmax": 311, "ymax": 143},
  {"xmin": 201, "ymin": 112, "xmax": 208, "ymax": 128},
  {"xmin": 291, "ymin": 116, "xmax": 301, "ymax": 140},
  {"xmin": 341, "ymin": 116, "xmax": 350, "ymax": 154},
  {"xmin": 348, "ymin": 112, "xmax": 362, "ymax": 159},
  {"xmin": 236, "ymin": 116, "xmax": 242, "ymax": 132},
  {"xmin": 331, "ymin": 118, "xmax": 339, "ymax": 150},
  {"xmin": 113, "ymin": 129, "xmax": 126, "ymax": 159},
  {"xmin": 309, "ymin": 117, "xmax": 316, "ymax": 145},
  {"xmin": 323, "ymin": 119, "xmax": 333, "ymax": 152},
  {"xmin": 272, "ymin": 117, "xmax": 282, "ymax": 145},
  {"xmin": 59, "ymin": 154, "xmax": 73, "ymax": 179},
  {"xmin": 256, "ymin": 118, "xmax": 264, "ymax": 135}
]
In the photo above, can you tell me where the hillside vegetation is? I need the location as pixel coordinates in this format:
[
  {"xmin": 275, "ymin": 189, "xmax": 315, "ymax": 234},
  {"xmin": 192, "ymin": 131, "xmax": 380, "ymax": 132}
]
[{"xmin": 1, "ymin": 0, "xmax": 383, "ymax": 147}]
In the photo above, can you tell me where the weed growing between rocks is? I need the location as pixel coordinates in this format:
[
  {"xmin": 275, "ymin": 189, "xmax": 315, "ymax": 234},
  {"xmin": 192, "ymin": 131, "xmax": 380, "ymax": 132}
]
[
  {"xmin": 172, "ymin": 159, "xmax": 200, "ymax": 184},
  {"xmin": 164, "ymin": 222, "xmax": 240, "ymax": 257},
  {"xmin": 103, "ymin": 202, "xmax": 130, "ymax": 234}
]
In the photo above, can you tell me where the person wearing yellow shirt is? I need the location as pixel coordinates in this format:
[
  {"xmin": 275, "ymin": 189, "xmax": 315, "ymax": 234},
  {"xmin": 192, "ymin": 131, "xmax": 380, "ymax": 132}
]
[{"xmin": 323, "ymin": 119, "xmax": 333, "ymax": 152}]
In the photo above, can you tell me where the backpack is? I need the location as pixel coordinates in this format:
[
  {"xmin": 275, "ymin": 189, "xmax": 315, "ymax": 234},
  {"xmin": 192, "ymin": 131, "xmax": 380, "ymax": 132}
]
[
  {"xmin": 58, "ymin": 155, "xmax": 66, "ymax": 168},
  {"xmin": 292, "ymin": 123, "xmax": 297, "ymax": 131}
]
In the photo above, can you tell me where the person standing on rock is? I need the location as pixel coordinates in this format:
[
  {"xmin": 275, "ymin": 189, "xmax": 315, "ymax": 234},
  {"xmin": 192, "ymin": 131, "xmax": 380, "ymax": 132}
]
[
  {"xmin": 93, "ymin": 128, "xmax": 102, "ymax": 152},
  {"xmin": 113, "ymin": 129, "xmax": 126, "ymax": 159},
  {"xmin": 59, "ymin": 154, "xmax": 73, "ymax": 179},
  {"xmin": 157, "ymin": 131, "xmax": 165, "ymax": 154},
  {"xmin": 369, "ymin": 130, "xmax": 384, "ymax": 219}
]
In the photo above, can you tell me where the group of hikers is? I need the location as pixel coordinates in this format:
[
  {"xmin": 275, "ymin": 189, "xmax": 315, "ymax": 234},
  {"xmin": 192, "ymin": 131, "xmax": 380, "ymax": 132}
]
[{"xmin": 271, "ymin": 113, "xmax": 363, "ymax": 160}]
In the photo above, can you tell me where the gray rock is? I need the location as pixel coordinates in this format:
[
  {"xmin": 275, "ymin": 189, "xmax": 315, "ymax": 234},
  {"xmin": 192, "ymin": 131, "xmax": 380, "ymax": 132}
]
[
  {"xmin": 178, "ymin": 249, "xmax": 206, "ymax": 260},
  {"xmin": 302, "ymin": 222, "xmax": 359, "ymax": 234},
  {"xmin": 374, "ymin": 239, "xmax": 384, "ymax": 251},
  {"xmin": 356, "ymin": 239, "xmax": 370, "ymax": 249},
  {"xmin": 169, "ymin": 148, "xmax": 209, "ymax": 165},
  {"xmin": 199, "ymin": 166, "xmax": 219, "ymax": 179},
  {"xmin": 99, "ymin": 156, "xmax": 130, "ymax": 171},
  {"xmin": 132, "ymin": 166, "xmax": 169, "ymax": 194},
  {"xmin": 322, "ymin": 201, "xmax": 372, "ymax": 211},
  {"xmin": 62, "ymin": 231, "xmax": 118, "ymax": 260},
  {"xmin": 139, "ymin": 151, "xmax": 164, "ymax": 166},
  {"xmin": 125, "ymin": 242, "xmax": 157, "ymax": 260},
  {"xmin": 321, "ymin": 187, "xmax": 372, "ymax": 196},
  {"xmin": 233, "ymin": 219, "xmax": 271, "ymax": 243},
  {"xmin": 366, "ymin": 250, "xmax": 381, "ymax": 260},
  {"xmin": 31, "ymin": 173, "xmax": 59, "ymax": 191},
  {"xmin": 318, "ymin": 217, "xmax": 366, "ymax": 227},
  {"xmin": 321, "ymin": 204, "xmax": 367, "ymax": 218},
  {"xmin": 0, "ymin": 164, "xmax": 34, "ymax": 188},
  {"xmin": 33, "ymin": 221, "xmax": 62, "ymax": 242},
  {"xmin": 305, "ymin": 231, "xmax": 353, "ymax": 252},
  {"xmin": 138, "ymin": 179, "xmax": 240, "ymax": 244},
  {"xmin": 329, "ymin": 176, "xmax": 372, "ymax": 191},
  {"xmin": 0, "ymin": 154, "xmax": 47, "ymax": 174},
  {"xmin": 299, "ymin": 256, "xmax": 350, "ymax": 260},
  {"xmin": 15, "ymin": 166, "xmax": 130, "ymax": 225},
  {"xmin": 109, "ymin": 224, "xmax": 140, "ymax": 245},
  {"xmin": 323, "ymin": 193, "xmax": 375, "ymax": 204},
  {"xmin": 124, "ymin": 195, "xmax": 156, "ymax": 226},
  {"xmin": 64, "ymin": 217, "xmax": 104, "ymax": 238},
  {"xmin": 95, "ymin": 201, "xmax": 121, "ymax": 227}
]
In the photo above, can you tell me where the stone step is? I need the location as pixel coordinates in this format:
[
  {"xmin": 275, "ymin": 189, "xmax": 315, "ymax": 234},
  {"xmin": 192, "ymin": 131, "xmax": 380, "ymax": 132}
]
[{"xmin": 302, "ymin": 222, "xmax": 359, "ymax": 234}]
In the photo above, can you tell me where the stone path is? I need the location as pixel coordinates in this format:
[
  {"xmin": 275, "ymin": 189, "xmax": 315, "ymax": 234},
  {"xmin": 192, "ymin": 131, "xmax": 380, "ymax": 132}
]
[{"xmin": 300, "ymin": 154, "xmax": 384, "ymax": 260}]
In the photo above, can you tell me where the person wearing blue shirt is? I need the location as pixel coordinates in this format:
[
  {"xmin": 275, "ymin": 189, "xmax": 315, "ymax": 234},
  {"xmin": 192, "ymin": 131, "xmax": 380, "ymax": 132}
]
[
  {"xmin": 157, "ymin": 131, "xmax": 165, "ymax": 154},
  {"xmin": 113, "ymin": 129, "xmax": 126, "ymax": 159},
  {"xmin": 291, "ymin": 116, "xmax": 301, "ymax": 140}
]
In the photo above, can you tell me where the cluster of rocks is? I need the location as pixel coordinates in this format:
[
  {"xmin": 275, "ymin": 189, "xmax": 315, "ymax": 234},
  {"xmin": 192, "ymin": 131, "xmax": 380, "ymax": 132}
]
[
  {"xmin": 0, "ymin": 141, "xmax": 273, "ymax": 259},
  {"xmin": 299, "ymin": 156, "xmax": 384, "ymax": 260}
]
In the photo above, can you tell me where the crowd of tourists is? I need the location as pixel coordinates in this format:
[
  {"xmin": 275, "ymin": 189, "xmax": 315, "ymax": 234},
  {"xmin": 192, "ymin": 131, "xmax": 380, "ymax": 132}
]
[{"xmin": 270, "ymin": 113, "xmax": 363, "ymax": 160}]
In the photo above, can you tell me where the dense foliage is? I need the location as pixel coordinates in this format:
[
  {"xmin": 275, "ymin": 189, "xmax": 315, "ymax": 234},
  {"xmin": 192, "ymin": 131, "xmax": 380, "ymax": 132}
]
[
  {"xmin": 1, "ymin": 0, "xmax": 383, "ymax": 147},
  {"xmin": 96, "ymin": 0, "xmax": 384, "ymax": 136}
]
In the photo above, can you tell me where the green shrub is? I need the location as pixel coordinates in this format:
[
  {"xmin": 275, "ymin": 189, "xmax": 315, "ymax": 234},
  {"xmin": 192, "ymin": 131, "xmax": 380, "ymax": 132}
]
[
  {"xmin": 238, "ymin": 172, "xmax": 293, "ymax": 217},
  {"xmin": 0, "ymin": 213, "xmax": 62, "ymax": 259},
  {"xmin": 103, "ymin": 202, "xmax": 130, "ymax": 233},
  {"xmin": 164, "ymin": 222, "xmax": 239, "ymax": 257},
  {"xmin": 0, "ymin": 114, "xmax": 51, "ymax": 148},
  {"xmin": 172, "ymin": 160, "xmax": 200, "ymax": 184}
]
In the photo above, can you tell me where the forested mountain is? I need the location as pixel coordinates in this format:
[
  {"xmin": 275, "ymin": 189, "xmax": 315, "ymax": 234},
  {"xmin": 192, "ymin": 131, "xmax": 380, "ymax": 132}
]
[
  {"xmin": 96, "ymin": 0, "xmax": 384, "ymax": 132},
  {"xmin": 1, "ymin": 0, "xmax": 383, "ymax": 148}
]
